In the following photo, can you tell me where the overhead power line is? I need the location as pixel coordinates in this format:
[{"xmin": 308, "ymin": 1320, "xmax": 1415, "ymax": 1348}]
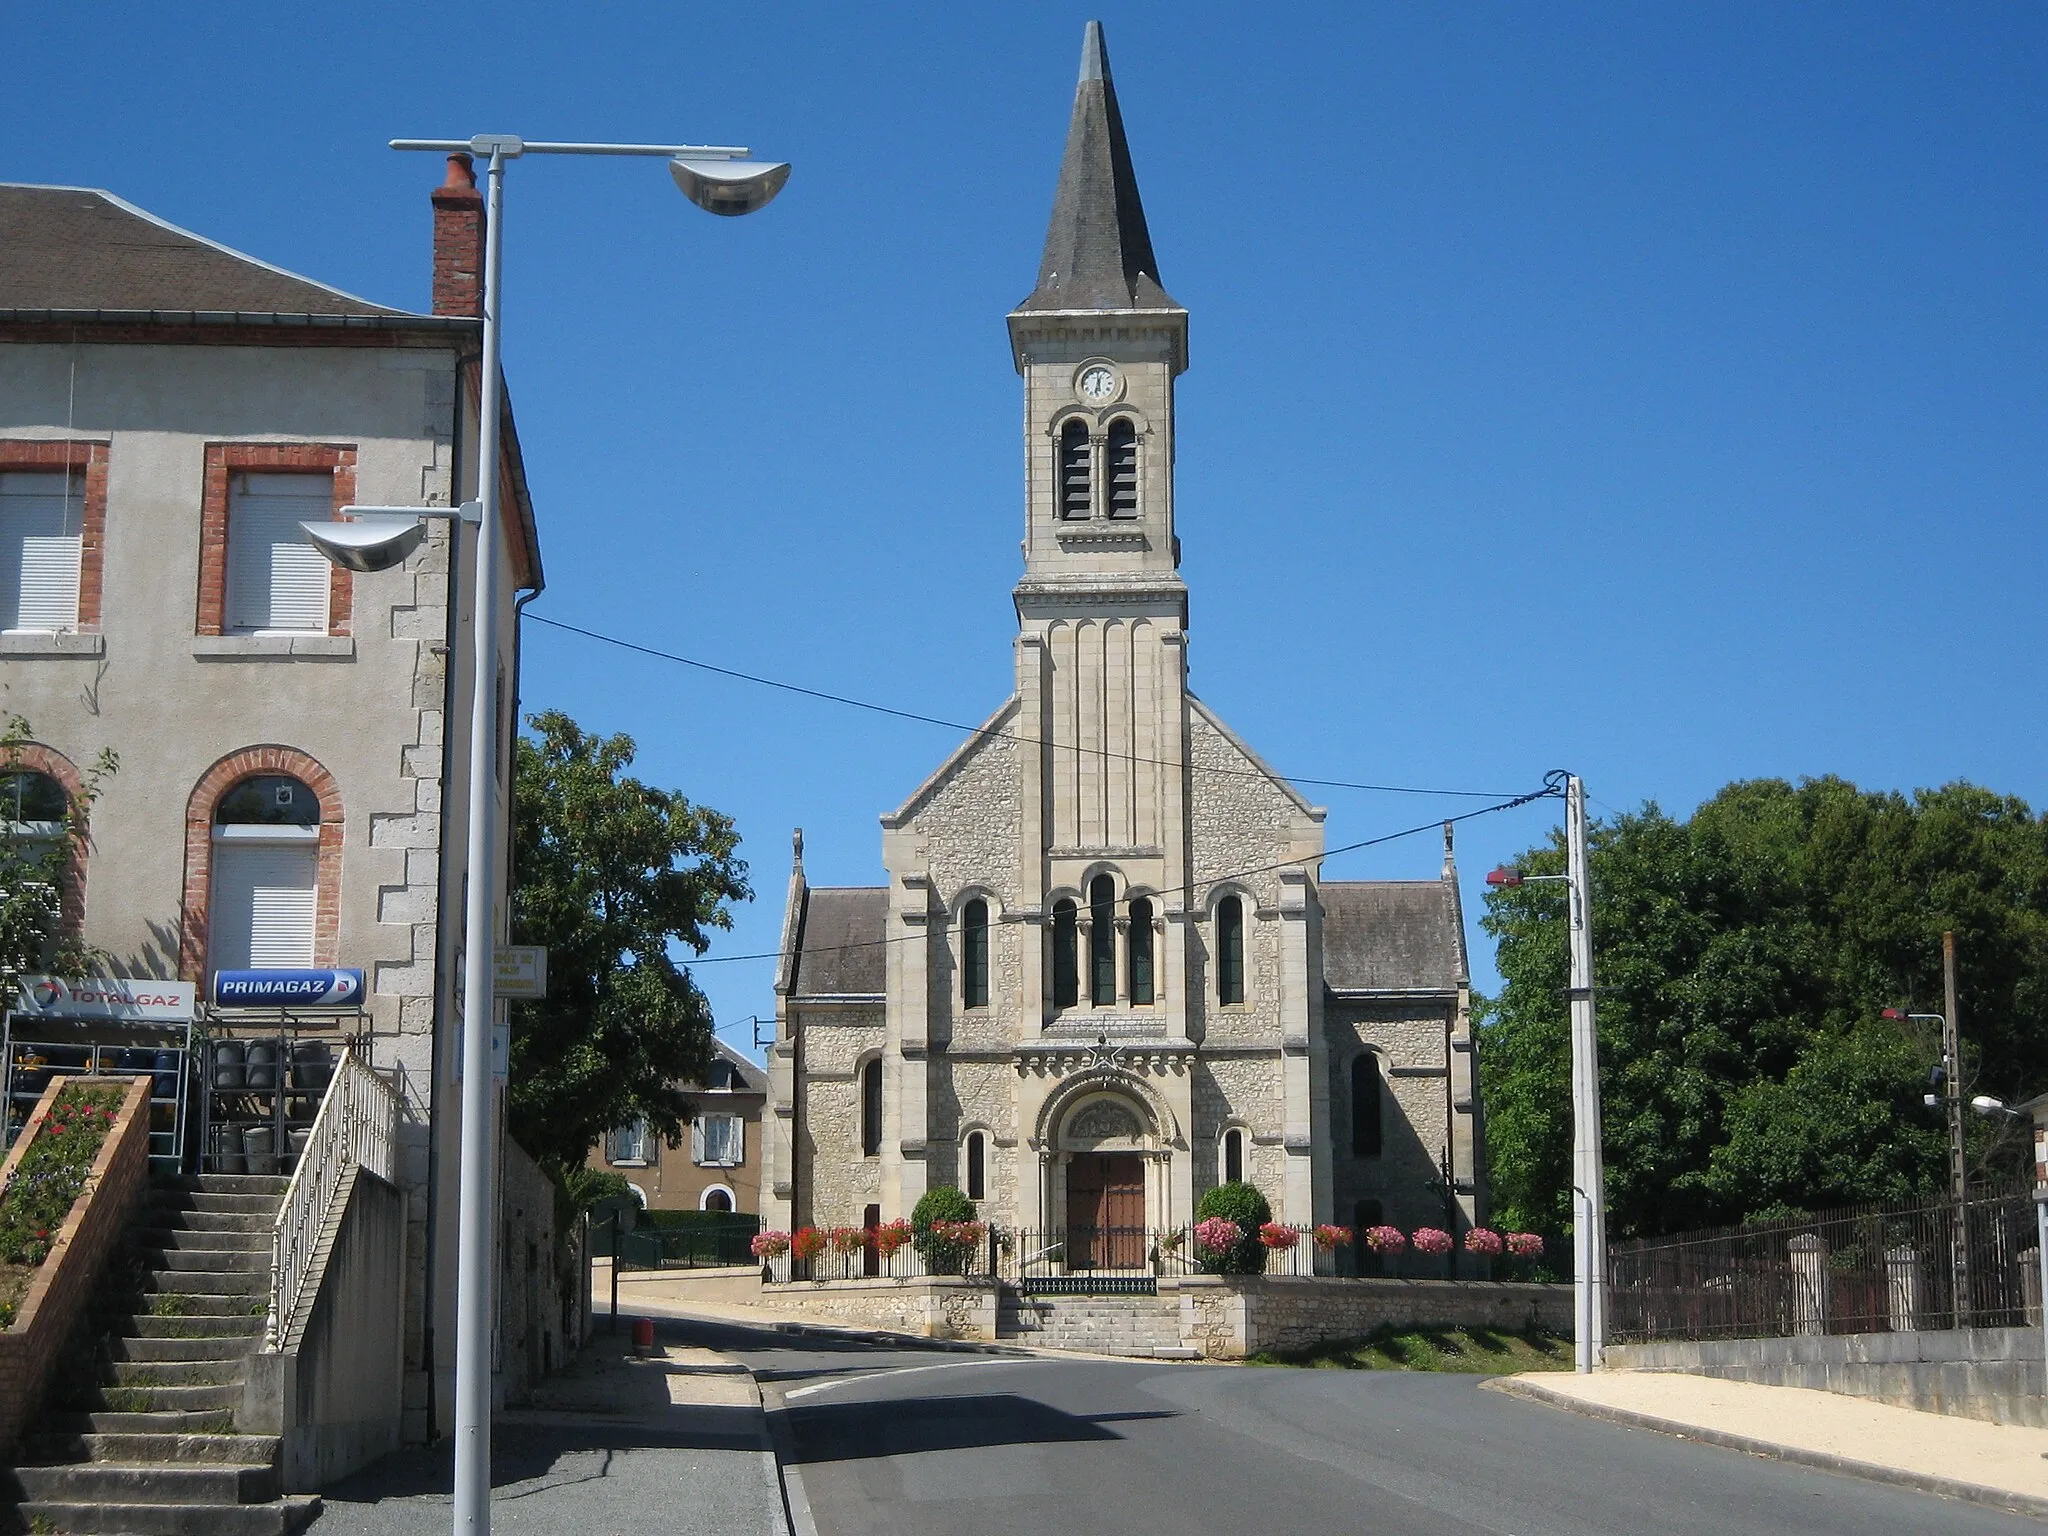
[{"xmin": 527, "ymin": 612, "xmax": 1522, "ymax": 800}]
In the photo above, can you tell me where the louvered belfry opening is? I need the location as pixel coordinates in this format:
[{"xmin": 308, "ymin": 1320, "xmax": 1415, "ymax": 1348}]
[
  {"xmin": 1105, "ymin": 419, "xmax": 1138, "ymax": 518},
  {"xmin": 1059, "ymin": 419, "xmax": 1092, "ymax": 519}
]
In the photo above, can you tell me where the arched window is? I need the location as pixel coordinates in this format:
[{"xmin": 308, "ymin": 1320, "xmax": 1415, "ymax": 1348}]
[
  {"xmin": 1216, "ymin": 895, "xmax": 1245, "ymax": 1005},
  {"xmin": 1127, "ymin": 897, "xmax": 1154, "ymax": 1006},
  {"xmin": 1051, "ymin": 898, "xmax": 1079, "ymax": 1009},
  {"xmin": 860, "ymin": 1058, "xmax": 883, "ymax": 1157},
  {"xmin": 961, "ymin": 898, "xmax": 990, "ymax": 1010},
  {"xmin": 212, "ymin": 774, "xmax": 320, "ymax": 970},
  {"xmin": 1058, "ymin": 421, "xmax": 1092, "ymax": 519},
  {"xmin": 1089, "ymin": 875, "xmax": 1117, "ymax": 1006},
  {"xmin": 1222, "ymin": 1127, "xmax": 1244, "ymax": 1185},
  {"xmin": 1351, "ymin": 1054, "xmax": 1384, "ymax": 1157},
  {"xmin": 966, "ymin": 1129, "xmax": 987, "ymax": 1201},
  {"xmin": 700, "ymin": 1185, "xmax": 735, "ymax": 1213},
  {"xmin": 0, "ymin": 769, "xmax": 67, "ymax": 825},
  {"xmin": 1105, "ymin": 419, "xmax": 1138, "ymax": 518}
]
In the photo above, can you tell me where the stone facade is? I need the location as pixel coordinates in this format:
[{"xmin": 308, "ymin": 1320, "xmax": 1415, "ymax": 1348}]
[{"xmin": 762, "ymin": 28, "xmax": 1485, "ymax": 1251}]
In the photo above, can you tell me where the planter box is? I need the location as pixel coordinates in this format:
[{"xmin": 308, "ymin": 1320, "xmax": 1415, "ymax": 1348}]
[{"xmin": 0, "ymin": 1073, "xmax": 154, "ymax": 1453}]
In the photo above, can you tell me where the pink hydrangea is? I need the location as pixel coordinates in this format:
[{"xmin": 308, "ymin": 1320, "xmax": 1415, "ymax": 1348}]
[
  {"xmin": 1364, "ymin": 1225, "xmax": 1407, "ymax": 1253},
  {"xmin": 1506, "ymin": 1231, "xmax": 1545, "ymax": 1259},
  {"xmin": 750, "ymin": 1230, "xmax": 790, "ymax": 1260},
  {"xmin": 1410, "ymin": 1227, "xmax": 1454, "ymax": 1256},
  {"xmin": 1193, "ymin": 1216, "xmax": 1241, "ymax": 1256},
  {"xmin": 1463, "ymin": 1227, "xmax": 1504, "ymax": 1256},
  {"xmin": 1258, "ymin": 1222, "xmax": 1301, "ymax": 1250}
]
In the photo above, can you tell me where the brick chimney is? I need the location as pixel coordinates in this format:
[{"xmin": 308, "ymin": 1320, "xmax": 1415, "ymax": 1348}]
[{"xmin": 431, "ymin": 153, "xmax": 485, "ymax": 317}]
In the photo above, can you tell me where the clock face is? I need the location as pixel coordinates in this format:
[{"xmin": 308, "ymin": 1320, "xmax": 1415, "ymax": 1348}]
[{"xmin": 1077, "ymin": 364, "xmax": 1119, "ymax": 404}]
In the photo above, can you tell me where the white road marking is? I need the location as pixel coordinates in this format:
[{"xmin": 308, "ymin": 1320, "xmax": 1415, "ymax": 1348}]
[{"xmin": 782, "ymin": 1357, "xmax": 1048, "ymax": 1400}]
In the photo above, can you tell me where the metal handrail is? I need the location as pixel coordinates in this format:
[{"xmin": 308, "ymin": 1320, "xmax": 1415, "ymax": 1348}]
[{"xmin": 264, "ymin": 1047, "xmax": 401, "ymax": 1349}]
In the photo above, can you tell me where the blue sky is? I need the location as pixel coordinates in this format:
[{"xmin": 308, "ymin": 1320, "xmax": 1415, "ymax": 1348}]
[{"xmin": 10, "ymin": 5, "xmax": 2043, "ymax": 1049}]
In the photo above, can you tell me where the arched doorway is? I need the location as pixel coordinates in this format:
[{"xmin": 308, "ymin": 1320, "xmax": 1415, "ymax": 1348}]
[{"xmin": 1058, "ymin": 1094, "xmax": 1153, "ymax": 1272}]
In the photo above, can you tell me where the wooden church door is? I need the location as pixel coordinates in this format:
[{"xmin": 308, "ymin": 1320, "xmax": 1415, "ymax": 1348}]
[{"xmin": 1067, "ymin": 1153, "xmax": 1145, "ymax": 1269}]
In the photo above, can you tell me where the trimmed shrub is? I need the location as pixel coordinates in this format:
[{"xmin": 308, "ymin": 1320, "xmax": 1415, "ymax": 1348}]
[
  {"xmin": 912, "ymin": 1185, "xmax": 977, "ymax": 1273},
  {"xmin": 1193, "ymin": 1181, "xmax": 1271, "ymax": 1274}
]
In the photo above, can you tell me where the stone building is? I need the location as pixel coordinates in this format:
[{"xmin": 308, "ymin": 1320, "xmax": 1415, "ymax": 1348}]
[
  {"xmin": 763, "ymin": 24, "xmax": 1484, "ymax": 1254},
  {"xmin": 588, "ymin": 1037, "xmax": 768, "ymax": 1213},
  {"xmin": 0, "ymin": 158, "xmax": 538, "ymax": 1439}
]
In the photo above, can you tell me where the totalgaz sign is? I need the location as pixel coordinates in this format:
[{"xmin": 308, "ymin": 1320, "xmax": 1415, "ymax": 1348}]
[{"xmin": 14, "ymin": 975, "xmax": 198, "ymax": 1022}]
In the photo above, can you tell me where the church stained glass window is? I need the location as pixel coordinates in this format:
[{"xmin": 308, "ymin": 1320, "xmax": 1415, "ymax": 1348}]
[
  {"xmin": 1217, "ymin": 895, "xmax": 1245, "ymax": 1005},
  {"xmin": 1052, "ymin": 899, "xmax": 1079, "ymax": 1009},
  {"xmin": 962, "ymin": 898, "xmax": 989, "ymax": 1009},
  {"xmin": 1128, "ymin": 896, "xmax": 1154, "ymax": 1005},
  {"xmin": 1089, "ymin": 875, "xmax": 1116, "ymax": 1005}
]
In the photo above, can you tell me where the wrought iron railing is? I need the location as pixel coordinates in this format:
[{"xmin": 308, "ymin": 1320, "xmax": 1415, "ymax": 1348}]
[
  {"xmin": 1607, "ymin": 1186, "xmax": 2040, "ymax": 1344},
  {"xmin": 264, "ymin": 1048, "xmax": 401, "ymax": 1349}
]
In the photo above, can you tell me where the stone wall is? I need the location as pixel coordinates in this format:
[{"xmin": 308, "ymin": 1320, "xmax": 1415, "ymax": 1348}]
[
  {"xmin": 1607, "ymin": 1328, "xmax": 2048, "ymax": 1427},
  {"xmin": 496, "ymin": 1138, "xmax": 588, "ymax": 1406},
  {"xmin": 1166, "ymin": 1274, "xmax": 1572, "ymax": 1360},
  {"xmin": 0, "ymin": 1074, "xmax": 153, "ymax": 1454},
  {"xmin": 1325, "ymin": 1000, "xmax": 1458, "ymax": 1234},
  {"xmin": 747, "ymin": 1277, "xmax": 998, "ymax": 1341},
  {"xmin": 796, "ymin": 1007, "xmax": 885, "ymax": 1228}
]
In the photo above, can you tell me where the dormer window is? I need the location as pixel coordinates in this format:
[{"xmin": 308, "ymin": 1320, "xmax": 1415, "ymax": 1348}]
[
  {"xmin": 1105, "ymin": 419, "xmax": 1138, "ymax": 518},
  {"xmin": 1058, "ymin": 420, "xmax": 1093, "ymax": 520}
]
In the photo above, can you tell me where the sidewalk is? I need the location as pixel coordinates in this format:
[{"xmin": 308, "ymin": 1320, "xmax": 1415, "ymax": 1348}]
[
  {"xmin": 1490, "ymin": 1371, "xmax": 2048, "ymax": 1519},
  {"xmin": 310, "ymin": 1321, "xmax": 788, "ymax": 1535}
]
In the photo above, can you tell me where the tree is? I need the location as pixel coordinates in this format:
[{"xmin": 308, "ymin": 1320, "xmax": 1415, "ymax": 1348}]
[
  {"xmin": 507, "ymin": 709, "xmax": 750, "ymax": 1173},
  {"xmin": 1479, "ymin": 777, "xmax": 2048, "ymax": 1239},
  {"xmin": 0, "ymin": 716, "xmax": 117, "ymax": 996}
]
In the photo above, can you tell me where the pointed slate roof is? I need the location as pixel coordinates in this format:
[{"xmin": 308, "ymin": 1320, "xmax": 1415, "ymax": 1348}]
[{"xmin": 1016, "ymin": 21, "xmax": 1180, "ymax": 313}]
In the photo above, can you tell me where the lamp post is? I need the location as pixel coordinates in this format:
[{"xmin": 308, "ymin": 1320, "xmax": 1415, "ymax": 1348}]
[
  {"xmin": 1884, "ymin": 1003, "xmax": 1969, "ymax": 1324},
  {"xmin": 1486, "ymin": 770, "xmax": 1604, "ymax": 1372},
  {"xmin": 305, "ymin": 134, "xmax": 787, "ymax": 1536}
]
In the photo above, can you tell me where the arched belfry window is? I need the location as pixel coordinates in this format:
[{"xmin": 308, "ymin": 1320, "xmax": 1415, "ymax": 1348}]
[
  {"xmin": 1216, "ymin": 895, "xmax": 1246, "ymax": 1005},
  {"xmin": 1105, "ymin": 419, "xmax": 1138, "ymax": 518},
  {"xmin": 961, "ymin": 898, "xmax": 990, "ymax": 1010},
  {"xmin": 1058, "ymin": 420, "xmax": 1092, "ymax": 520},
  {"xmin": 1352, "ymin": 1054, "xmax": 1384, "ymax": 1157},
  {"xmin": 1127, "ymin": 897, "xmax": 1155, "ymax": 1006},
  {"xmin": 860, "ymin": 1058, "xmax": 883, "ymax": 1157},
  {"xmin": 1051, "ymin": 899, "xmax": 1079, "ymax": 1009},
  {"xmin": 1089, "ymin": 875, "xmax": 1117, "ymax": 1006}
]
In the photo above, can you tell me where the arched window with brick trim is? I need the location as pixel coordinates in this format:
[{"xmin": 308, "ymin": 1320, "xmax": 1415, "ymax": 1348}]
[
  {"xmin": 1, "ymin": 742, "xmax": 87, "ymax": 947},
  {"xmin": 180, "ymin": 747, "xmax": 342, "ymax": 982}
]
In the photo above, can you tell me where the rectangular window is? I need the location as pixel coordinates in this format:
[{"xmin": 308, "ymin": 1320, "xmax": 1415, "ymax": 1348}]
[
  {"xmin": 694, "ymin": 1113, "xmax": 744, "ymax": 1168},
  {"xmin": 609, "ymin": 1119, "xmax": 651, "ymax": 1166},
  {"xmin": 0, "ymin": 471, "xmax": 83, "ymax": 632},
  {"xmin": 227, "ymin": 473, "xmax": 332, "ymax": 633},
  {"xmin": 209, "ymin": 839, "xmax": 318, "ymax": 970}
]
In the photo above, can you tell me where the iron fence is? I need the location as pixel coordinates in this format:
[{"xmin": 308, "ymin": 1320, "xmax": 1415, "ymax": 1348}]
[
  {"xmin": 1607, "ymin": 1186, "xmax": 2041, "ymax": 1344},
  {"xmin": 603, "ymin": 1216, "xmax": 763, "ymax": 1270}
]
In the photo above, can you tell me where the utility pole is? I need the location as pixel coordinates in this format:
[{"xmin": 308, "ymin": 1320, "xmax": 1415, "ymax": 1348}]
[
  {"xmin": 1945, "ymin": 931, "xmax": 1970, "ymax": 1325},
  {"xmin": 1566, "ymin": 774, "xmax": 1606, "ymax": 1371}
]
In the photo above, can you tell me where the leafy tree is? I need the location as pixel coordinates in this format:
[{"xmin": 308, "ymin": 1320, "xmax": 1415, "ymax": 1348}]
[
  {"xmin": 1194, "ymin": 1180, "xmax": 1272, "ymax": 1274},
  {"xmin": 1480, "ymin": 777, "xmax": 2048, "ymax": 1239},
  {"xmin": 507, "ymin": 709, "xmax": 750, "ymax": 1173},
  {"xmin": 0, "ymin": 716, "xmax": 117, "ymax": 996}
]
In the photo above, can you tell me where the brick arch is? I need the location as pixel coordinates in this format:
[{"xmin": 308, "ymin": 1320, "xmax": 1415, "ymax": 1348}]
[
  {"xmin": 4, "ymin": 742, "xmax": 88, "ymax": 940},
  {"xmin": 179, "ymin": 746, "xmax": 343, "ymax": 981}
]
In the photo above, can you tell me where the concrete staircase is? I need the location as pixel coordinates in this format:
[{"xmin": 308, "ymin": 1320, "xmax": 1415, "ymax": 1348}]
[
  {"xmin": 997, "ymin": 1290, "xmax": 1196, "ymax": 1357},
  {"xmin": 5, "ymin": 1174, "xmax": 319, "ymax": 1534}
]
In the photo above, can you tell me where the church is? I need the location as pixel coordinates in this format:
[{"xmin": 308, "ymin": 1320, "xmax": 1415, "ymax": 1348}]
[{"xmin": 761, "ymin": 23, "xmax": 1485, "ymax": 1258}]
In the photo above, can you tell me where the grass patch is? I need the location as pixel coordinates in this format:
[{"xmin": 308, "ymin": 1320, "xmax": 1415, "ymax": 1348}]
[
  {"xmin": 101, "ymin": 1386, "xmax": 156, "ymax": 1413},
  {"xmin": 148, "ymin": 1292, "xmax": 193, "ymax": 1316},
  {"xmin": 1248, "ymin": 1324, "xmax": 1571, "ymax": 1373}
]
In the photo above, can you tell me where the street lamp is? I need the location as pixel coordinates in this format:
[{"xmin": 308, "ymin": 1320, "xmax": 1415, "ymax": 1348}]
[
  {"xmin": 1486, "ymin": 770, "xmax": 1605, "ymax": 1373},
  {"xmin": 305, "ymin": 133, "xmax": 786, "ymax": 1536},
  {"xmin": 1881, "ymin": 1003, "xmax": 1970, "ymax": 1322}
]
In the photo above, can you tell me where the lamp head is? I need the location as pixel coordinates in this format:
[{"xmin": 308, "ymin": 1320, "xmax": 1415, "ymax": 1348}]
[
  {"xmin": 1484, "ymin": 867, "xmax": 1523, "ymax": 888},
  {"xmin": 669, "ymin": 156, "xmax": 790, "ymax": 216},
  {"xmin": 301, "ymin": 514, "xmax": 427, "ymax": 573}
]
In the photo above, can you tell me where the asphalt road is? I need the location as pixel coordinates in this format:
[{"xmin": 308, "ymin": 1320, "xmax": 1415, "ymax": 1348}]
[{"xmin": 680, "ymin": 1317, "xmax": 2043, "ymax": 1536}]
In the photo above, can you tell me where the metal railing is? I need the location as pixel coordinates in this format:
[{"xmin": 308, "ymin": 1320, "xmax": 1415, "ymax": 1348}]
[
  {"xmin": 265, "ymin": 1048, "xmax": 401, "ymax": 1349},
  {"xmin": 1607, "ymin": 1186, "xmax": 2039, "ymax": 1344}
]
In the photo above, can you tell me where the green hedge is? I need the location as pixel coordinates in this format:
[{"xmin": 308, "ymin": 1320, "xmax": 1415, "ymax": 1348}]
[{"xmin": 1194, "ymin": 1181, "xmax": 1271, "ymax": 1275}]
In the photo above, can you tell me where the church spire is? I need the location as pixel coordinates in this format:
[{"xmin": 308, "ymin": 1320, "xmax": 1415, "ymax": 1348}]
[{"xmin": 1016, "ymin": 20, "xmax": 1179, "ymax": 313}]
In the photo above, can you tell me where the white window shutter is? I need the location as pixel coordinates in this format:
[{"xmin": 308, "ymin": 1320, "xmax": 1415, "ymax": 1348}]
[
  {"xmin": 227, "ymin": 473, "xmax": 331, "ymax": 633},
  {"xmin": 691, "ymin": 1118, "xmax": 708, "ymax": 1166},
  {"xmin": 210, "ymin": 841, "xmax": 317, "ymax": 970},
  {"xmin": 731, "ymin": 1116, "xmax": 744, "ymax": 1167},
  {"xmin": 0, "ymin": 472, "xmax": 82, "ymax": 632}
]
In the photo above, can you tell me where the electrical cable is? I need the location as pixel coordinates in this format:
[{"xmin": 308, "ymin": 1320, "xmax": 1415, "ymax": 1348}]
[{"xmin": 527, "ymin": 612, "xmax": 1524, "ymax": 800}]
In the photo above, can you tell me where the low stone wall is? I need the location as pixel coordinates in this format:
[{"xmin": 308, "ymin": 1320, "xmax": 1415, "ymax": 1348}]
[
  {"xmin": 1167, "ymin": 1275, "xmax": 1573, "ymax": 1360},
  {"xmin": 0, "ymin": 1074, "xmax": 153, "ymax": 1454},
  {"xmin": 1607, "ymin": 1328, "xmax": 2048, "ymax": 1427},
  {"xmin": 748, "ymin": 1276, "xmax": 999, "ymax": 1341}
]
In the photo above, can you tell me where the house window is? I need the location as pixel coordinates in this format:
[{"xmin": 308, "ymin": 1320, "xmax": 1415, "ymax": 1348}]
[
  {"xmin": 1351, "ymin": 1054, "xmax": 1384, "ymax": 1157},
  {"xmin": 1058, "ymin": 420, "xmax": 1092, "ymax": 519},
  {"xmin": 608, "ymin": 1120, "xmax": 652, "ymax": 1166},
  {"xmin": 860, "ymin": 1058, "xmax": 883, "ymax": 1156},
  {"xmin": 226, "ymin": 473, "xmax": 333, "ymax": 633},
  {"xmin": 1222, "ymin": 1127, "xmax": 1244, "ymax": 1185},
  {"xmin": 209, "ymin": 775, "xmax": 320, "ymax": 971},
  {"xmin": 1, "ymin": 769, "xmax": 70, "ymax": 954},
  {"xmin": 1216, "ymin": 895, "xmax": 1245, "ymax": 1005},
  {"xmin": 706, "ymin": 1060, "xmax": 740, "ymax": 1091},
  {"xmin": 1089, "ymin": 875, "xmax": 1117, "ymax": 1005},
  {"xmin": 1051, "ymin": 898, "xmax": 1079, "ymax": 1009},
  {"xmin": 1104, "ymin": 419, "xmax": 1138, "ymax": 518},
  {"xmin": 694, "ymin": 1113, "xmax": 744, "ymax": 1168},
  {"xmin": 0, "ymin": 471, "xmax": 83, "ymax": 632},
  {"xmin": 965, "ymin": 1129, "xmax": 987, "ymax": 1201},
  {"xmin": 961, "ymin": 898, "xmax": 990, "ymax": 1010},
  {"xmin": 1127, "ymin": 897, "xmax": 1154, "ymax": 1006}
]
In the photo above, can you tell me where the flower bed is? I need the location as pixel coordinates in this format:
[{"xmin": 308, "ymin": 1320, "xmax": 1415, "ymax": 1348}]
[{"xmin": 0, "ymin": 1082, "xmax": 125, "ymax": 1327}]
